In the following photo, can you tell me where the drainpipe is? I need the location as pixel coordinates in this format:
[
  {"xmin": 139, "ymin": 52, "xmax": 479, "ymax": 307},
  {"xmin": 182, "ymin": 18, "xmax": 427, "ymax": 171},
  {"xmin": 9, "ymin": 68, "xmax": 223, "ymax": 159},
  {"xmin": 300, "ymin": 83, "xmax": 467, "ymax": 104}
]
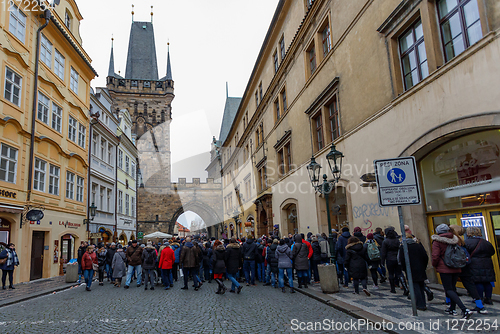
[
  {"xmin": 26, "ymin": 9, "xmax": 51, "ymax": 206},
  {"xmin": 114, "ymin": 139, "xmax": 118, "ymax": 242}
]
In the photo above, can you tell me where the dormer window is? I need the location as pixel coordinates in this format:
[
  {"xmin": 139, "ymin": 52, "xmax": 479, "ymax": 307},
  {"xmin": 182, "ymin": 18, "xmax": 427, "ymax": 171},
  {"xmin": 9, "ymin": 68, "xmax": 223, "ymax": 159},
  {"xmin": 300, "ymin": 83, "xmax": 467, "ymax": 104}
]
[{"xmin": 65, "ymin": 11, "xmax": 71, "ymax": 30}]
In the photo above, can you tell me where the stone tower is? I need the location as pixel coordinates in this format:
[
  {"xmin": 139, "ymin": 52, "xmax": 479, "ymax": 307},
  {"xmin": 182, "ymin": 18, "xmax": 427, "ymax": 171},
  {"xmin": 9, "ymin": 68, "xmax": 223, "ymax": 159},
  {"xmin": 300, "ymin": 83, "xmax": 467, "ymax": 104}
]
[{"xmin": 106, "ymin": 21, "xmax": 174, "ymax": 189}]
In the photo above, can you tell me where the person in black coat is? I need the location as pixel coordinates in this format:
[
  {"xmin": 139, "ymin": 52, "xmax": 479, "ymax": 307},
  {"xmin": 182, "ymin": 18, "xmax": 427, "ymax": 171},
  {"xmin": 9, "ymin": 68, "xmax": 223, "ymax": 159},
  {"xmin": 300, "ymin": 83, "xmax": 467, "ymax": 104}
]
[
  {"xmin": 266, "ymin": 239, "xmax": 279, "ymax": 287},
  {"xmin": 364, "ymin": 233, "xmax": 381, "ymax": 288},
  {"xmin": 335, "ymin": 227, "xmax": 351, "ymax": 287},
  {"xmin": 381, "ymin": 227, "xmax": 406, "ymax": 294},
  {"xmin": 105, "ymin": 243, "xmax": 117, "ymax": 283},
  {"xmin": 212, "ymin": 244, "xmax": 226, "ymax": 294},
  {"xmin": 310, "ymin": 236, "xmax": 322, "ymax": 283},
  {"xmin": 224, "ymin": 238, "xmax": 243, "ymax": 294},
  {"xmin": 464, "ymin": 227, "xmax": 496, "ymax": 305},
  {"xmin": 202, "ymin": 242, "xmax": 213, "ymax": 283},
  {"xmin": 241, "ymin": 237, "xmax": 258, "ymax": 286},
  {"xmin": 398, "ymin": 234, "xmax": 429, "ymax": 310},
  {"xmin": 373, "ymin": 228, "xmax": 387, "ymax": 281},
  {"xmin": 344, "ymin": 236, "xmax": 370, "ymax": 296}
]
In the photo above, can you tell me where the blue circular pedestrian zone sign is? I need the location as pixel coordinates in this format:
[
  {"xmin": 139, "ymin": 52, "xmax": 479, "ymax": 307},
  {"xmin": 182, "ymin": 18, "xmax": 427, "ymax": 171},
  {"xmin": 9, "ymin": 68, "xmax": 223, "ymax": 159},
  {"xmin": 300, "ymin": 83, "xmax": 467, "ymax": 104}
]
[{"xmin": 387, "ymin": 168, "xmax": 406, "ymax": 184}]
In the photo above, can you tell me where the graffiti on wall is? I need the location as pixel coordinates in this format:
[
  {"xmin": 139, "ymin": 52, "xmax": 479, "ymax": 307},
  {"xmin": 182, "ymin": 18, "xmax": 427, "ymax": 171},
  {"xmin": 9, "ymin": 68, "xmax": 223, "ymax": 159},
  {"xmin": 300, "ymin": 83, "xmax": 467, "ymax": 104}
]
[{"xmin": 352, "ymin": 203, "xmax": 396, "ymax": 234}]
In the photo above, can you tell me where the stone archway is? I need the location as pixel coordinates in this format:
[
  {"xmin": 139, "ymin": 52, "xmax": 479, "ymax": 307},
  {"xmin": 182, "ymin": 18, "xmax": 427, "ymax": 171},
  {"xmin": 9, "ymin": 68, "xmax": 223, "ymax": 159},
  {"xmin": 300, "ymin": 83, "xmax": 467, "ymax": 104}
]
[{"xmin": 170, "ymin": 200, "xmax": 222, "ymax": 237}]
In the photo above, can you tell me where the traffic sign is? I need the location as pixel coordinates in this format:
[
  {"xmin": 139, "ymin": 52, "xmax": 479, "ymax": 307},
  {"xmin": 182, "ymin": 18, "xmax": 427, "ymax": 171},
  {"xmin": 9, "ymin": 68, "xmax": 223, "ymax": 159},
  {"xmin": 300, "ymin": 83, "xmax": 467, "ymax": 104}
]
[{"xmin": 374, "ymin": 157, "xmax": 421, "ymax": 207}]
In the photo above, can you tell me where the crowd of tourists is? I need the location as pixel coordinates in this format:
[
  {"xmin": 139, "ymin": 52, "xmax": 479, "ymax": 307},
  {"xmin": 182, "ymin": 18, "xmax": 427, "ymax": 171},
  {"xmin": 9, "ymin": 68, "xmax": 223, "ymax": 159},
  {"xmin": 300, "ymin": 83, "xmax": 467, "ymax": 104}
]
[{"xmin": 69, "ymin": 223, "xmax": 496, "ymax": 320}]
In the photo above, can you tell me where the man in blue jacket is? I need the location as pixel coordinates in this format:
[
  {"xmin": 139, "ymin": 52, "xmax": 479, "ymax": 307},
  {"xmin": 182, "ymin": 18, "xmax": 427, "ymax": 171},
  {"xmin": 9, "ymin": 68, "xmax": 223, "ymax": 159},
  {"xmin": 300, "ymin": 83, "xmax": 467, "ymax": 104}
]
[{"xmin": 241, "ymin": 237, "xmax": 258, "ymax": 286}]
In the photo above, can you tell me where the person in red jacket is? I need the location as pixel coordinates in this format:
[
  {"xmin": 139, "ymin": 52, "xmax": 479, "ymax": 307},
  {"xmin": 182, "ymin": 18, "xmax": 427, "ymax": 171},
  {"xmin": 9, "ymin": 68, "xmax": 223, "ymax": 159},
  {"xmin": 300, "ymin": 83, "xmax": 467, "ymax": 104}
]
[
  {"xmin": 81, "ymin": 246, "xmax": 98, "ymax": 291},
  {"xmin": 158, "ymin": 242, "xmax": 175, "ymax": 290},
  {"xmin": 431, "ymin": 224, "xmax": 473, "ymax": 319}
]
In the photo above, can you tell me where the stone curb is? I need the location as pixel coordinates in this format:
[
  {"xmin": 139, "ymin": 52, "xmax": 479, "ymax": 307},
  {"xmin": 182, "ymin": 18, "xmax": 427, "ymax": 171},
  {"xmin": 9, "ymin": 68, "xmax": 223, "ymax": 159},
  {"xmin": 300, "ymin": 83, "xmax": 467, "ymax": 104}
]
[
  {"xmin": 0, "ymin": 283, "xmax": 80, "ymax": 308},
  {"xmin": 293, "ymin": 285, "xmax": 403, "ymax": 334}
]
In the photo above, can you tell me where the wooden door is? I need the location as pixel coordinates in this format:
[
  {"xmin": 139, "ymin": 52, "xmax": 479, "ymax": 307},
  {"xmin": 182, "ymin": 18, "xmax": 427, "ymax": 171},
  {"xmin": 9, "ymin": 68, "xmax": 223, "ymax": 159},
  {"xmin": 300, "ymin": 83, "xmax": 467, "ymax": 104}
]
[{"xmin": 30, "ymin": 231, "xmax": 45, "ymax": 280}]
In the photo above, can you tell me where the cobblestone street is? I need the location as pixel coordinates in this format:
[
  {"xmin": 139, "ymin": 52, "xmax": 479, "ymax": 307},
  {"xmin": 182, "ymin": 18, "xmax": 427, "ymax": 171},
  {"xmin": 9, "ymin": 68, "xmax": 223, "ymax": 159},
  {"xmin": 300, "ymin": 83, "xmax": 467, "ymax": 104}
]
[{"xmin": 0, "ymin": 280, "xmax": 384, "ymax": 334}]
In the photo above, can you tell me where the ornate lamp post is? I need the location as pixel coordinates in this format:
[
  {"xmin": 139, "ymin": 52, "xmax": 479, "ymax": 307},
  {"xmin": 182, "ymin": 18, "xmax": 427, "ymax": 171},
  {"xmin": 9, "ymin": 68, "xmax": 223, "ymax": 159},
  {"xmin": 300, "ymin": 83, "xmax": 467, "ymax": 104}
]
[{"xmin": 307, "ymin": 143, "xmax": 344, "ymax": 258}]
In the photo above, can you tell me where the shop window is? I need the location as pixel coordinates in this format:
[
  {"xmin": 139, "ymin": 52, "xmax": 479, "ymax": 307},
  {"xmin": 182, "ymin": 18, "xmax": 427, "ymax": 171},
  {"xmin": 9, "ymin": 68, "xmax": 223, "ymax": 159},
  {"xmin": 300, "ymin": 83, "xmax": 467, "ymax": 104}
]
[
  {"xmin": 438, "ymin": 0, "xmax": 482, "ymax": 62},
  {"xmin": 421, "ymin": 130, "xmax": 500, "ymax": 212},
  {"xmin": 399, "ymin": 19, "xmax": 429, "ymax": 90}
]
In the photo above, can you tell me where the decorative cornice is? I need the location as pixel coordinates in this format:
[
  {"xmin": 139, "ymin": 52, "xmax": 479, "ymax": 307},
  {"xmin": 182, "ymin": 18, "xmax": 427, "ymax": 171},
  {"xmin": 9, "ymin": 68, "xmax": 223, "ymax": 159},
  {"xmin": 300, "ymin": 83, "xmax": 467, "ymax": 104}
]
[{"xmin": 377, "ymin": 0, "xmax": 422, "ymax": 35}]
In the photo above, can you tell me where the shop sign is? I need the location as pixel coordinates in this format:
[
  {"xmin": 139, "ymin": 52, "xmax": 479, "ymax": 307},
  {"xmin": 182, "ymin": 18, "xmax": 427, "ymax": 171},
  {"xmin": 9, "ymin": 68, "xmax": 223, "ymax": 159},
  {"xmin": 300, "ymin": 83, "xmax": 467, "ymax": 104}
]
[
  {"xmin": 374, "ymin": 157, "xmax": 421, "ymax": 207},
  {"xmin": 0, "ymin": 189, "xmax": 17, "ymax": 199},
  {"xmin": 59, "ymin": 221, "xmax": 82, "ymax": 229},
  {"xmin": 137, "ymin": 232, "xmax": 144, "ymax": 239},
  {"xmin": 461, "ymin": 216, "xmax": 484, "ymax": 228},
  {"xmin": 89, "ymin": 233, "xmax": 102, "ymax": 238}
]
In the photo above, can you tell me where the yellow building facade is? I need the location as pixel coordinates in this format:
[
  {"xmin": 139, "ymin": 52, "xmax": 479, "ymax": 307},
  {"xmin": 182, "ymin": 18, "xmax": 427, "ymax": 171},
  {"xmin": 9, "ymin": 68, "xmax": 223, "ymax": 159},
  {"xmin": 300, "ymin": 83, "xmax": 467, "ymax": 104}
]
[{"xmin": 0, "ymin": 0, "xmax": 96, "ymax": 283}]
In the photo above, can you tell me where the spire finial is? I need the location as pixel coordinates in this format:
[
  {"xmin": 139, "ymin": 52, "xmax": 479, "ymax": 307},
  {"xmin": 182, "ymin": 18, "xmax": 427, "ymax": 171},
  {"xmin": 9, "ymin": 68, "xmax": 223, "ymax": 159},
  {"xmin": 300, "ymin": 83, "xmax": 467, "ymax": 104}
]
[
  {"xmin": 131, "ymin": 4, "xmax": 134, "ymax": 22},
  {"xmin": 166, "ymin": 42, "xmax": 172, "ymax": 80},
  {"xmin": 151, "ymin": 5, "xmax": 154, "ymax": 23},
  {"xmin": 226, "ymin": 82, "xmax": 228, "ymax": 98}
]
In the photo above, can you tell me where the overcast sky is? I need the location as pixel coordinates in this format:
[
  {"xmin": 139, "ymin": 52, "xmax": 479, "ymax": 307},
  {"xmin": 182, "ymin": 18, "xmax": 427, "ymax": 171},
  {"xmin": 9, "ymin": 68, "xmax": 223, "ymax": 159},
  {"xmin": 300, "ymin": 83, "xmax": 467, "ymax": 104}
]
[
  {"xmin": 78, "ymin": 0, "xmax": 279, "ymax": 228},
  {"xmin": 79, "ymin": 0, "xmax": 278, "ymax": 168}
]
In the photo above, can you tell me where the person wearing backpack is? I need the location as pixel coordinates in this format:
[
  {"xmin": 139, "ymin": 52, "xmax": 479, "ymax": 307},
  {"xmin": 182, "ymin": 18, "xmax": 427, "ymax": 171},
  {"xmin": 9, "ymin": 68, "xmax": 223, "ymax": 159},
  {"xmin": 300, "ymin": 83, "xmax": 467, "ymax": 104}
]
[
  {"xmin": 171, "ymin": 240, "xmax": 181, "ymax": 282},
  {"xmin": 364, "ymin": 233, "xmax": 381, "ymax": 289},
  {"xmin": 399, "ymin": 232, "xmax": 429, "ymax": 311},
  {"xmin": 448, "ymin": 225, "xmax": 487, "ymax": 314},
  {"xmin": 345, "ymin": 236, "xmax": 370, "ymax": 296},
  {"xmin": 310, "ymin": 236, "xmax": 322, "ymax": 283},
  {"xmin": 431, "ymin": 224, "xmax": 473, "ymax": 319},
  {"xmin": 464, "ymin": 226, "xmax": 496, "ymax": 308},
  {"xmin": 141, "ymin": 241, "xmax": 157, "ymax": 290},
  {"xmin": 381, "ymin": 227, "xmax": 407, "ymax": 294}
]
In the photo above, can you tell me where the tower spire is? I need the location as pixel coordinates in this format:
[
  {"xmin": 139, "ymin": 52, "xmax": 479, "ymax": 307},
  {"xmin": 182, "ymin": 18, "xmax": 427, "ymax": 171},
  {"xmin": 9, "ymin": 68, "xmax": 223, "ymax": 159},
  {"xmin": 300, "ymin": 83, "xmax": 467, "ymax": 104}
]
[
  {"xmin": 166, "ymin": 42, "xmax": 172, "ymax": 80},
  {"xmin": 108, "ymin": 36, "xmax": 115, "ymax": 77}
]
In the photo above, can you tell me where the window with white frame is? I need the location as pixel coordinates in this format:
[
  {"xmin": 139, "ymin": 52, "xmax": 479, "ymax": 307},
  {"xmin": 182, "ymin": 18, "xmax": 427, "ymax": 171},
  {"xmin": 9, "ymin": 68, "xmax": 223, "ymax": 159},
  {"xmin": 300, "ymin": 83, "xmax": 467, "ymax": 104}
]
[
  {"xmin": 51, "ymin": 103, "xmax": 62, "ymax": 132},
  {"xmin": 40, "ymin": 34, "xmax": 53, "ymax": 68},
  {"xmin": 100, "ymin": 186, "xmax": 105, "ymax": 211},
  {"xmin": 100, "ymin": 139, "xmax": 106, "ymax": 160},
  {"xmin": 76, "ymin": 176, "xmax": 84, "ymax": 202},
  {"xmin": 4, "ymin": 67, "xmax": 22, "ymax": 106},
  {"xmin": 108, "ymin": 144, "xmax": 113, "ymax": 164},
  {"xmin": 125, "ymin": 194, "xmax": 130, "ymax": 216},
  {"xmin": 92, "ymin": 133, "xmax": 98, "ymax": 157},
  {"xmin": 68, "ymin": 116, "xmax": 77, "ymax": 142},
  {"xmin": 48, "ymin": 164, "xmax": 60, "ymax": 195},
  {"xmin": 54, "ymin": 49, "xmax": 65, "ymax": 80},
  {"xmin": 131, "ymin": 162, "xmax": 136, "ymax": 179},
  {"xmin": 131, "ymin": 197, "xmax": 135, "ymax": 217},
  {"xmin": 118, "ymin": 150, "xmax": 123, "ymax": 169},
  {"xmin": 118, "ymin": 190, "xmax": 123, "ymax": 213},
  {"xmin": 125, "ymin": 156, "xmax": 130, "ymax": 174},
  {"xmin": 34, "ymin": 158, "xmax": 46, "ymax": 192},
  {"xmin": 70, "ymin": 67, "xmax": 79, "ymax": 94},
  {"xmin": 78, "ymin": 123, "xmax": 86, "ymax": 148},
  {"xmin": 107, "ymin": 189, "xmax": 112, "ymax": 213},
  {"xmin": 91, "ymin": 183, "xmax": 97, "ymax": 205},
  {"xmin": 66, "ymin": 171, "xmax": 75, "ymax": 199},
  {"xmin": 0, "ymin": 144, "xmax": 18, "ymax": 183},
  {"xmin": 9, "ymin": 4, "xmax": 26, "ymax": 42},
  {"xmin": 37, "ymin": 92, "xmax": 49, "ymax": 124}
]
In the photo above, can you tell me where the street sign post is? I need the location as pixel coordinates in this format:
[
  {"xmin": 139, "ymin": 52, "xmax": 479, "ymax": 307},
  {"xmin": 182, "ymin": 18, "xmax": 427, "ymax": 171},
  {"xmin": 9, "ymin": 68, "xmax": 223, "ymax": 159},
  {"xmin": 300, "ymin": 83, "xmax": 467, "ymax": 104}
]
[{"xmin": 374, "ymin": 156, "xmax": 421, "ymax": 316}]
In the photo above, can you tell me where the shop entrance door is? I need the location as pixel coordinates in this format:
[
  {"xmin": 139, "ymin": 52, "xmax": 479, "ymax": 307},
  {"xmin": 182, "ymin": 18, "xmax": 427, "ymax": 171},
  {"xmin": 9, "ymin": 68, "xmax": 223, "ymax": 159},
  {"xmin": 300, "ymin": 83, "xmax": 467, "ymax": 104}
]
[{"xmin": 30, "ymin": 231, "xmax": 45, "ymax": 280}]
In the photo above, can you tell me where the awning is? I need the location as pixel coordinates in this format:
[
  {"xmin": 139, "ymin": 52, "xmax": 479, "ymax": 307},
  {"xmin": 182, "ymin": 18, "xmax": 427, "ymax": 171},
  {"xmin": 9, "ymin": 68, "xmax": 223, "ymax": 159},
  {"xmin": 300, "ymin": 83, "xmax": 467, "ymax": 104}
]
[{"xmin": 0, "ymin": 204, "xmax": 24, "ymax": 214}]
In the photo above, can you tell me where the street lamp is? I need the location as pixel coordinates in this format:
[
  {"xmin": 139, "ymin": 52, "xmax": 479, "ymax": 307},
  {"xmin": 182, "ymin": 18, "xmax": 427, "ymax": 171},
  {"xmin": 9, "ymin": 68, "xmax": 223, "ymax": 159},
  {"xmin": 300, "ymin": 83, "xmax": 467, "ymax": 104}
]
[
  {"xmin": 307, "ymin": 143, "xmax": 344, "ymax": 258},
  {"xmin": 89, "ymin": 202, "xmax": 97, "ymax": 221}
]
